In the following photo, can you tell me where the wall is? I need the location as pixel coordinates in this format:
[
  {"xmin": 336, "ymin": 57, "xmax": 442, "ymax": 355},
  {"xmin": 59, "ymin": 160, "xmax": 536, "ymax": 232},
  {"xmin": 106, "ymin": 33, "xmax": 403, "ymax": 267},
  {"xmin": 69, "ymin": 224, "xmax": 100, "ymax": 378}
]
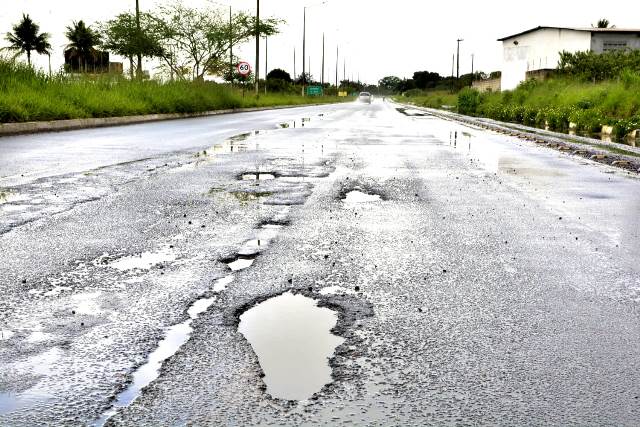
[
  {"xmin": 501, "ymin": 28, "xmax": 591, "ymax": 90},
  {"xmin": 472, "ymin": 78, "xmax": 501, "ymax": 92},
  {"xmin": 591, "ymin": 32, "xmax": 640, "ymax": 53}
]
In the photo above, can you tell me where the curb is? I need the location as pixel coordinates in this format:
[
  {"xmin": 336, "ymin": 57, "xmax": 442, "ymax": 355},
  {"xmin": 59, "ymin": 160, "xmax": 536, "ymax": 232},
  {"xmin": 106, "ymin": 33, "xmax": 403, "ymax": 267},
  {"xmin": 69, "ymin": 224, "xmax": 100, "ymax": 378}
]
[{"xmin": 0, "ymin": 103, "xmax": 337, "ymax": 137}]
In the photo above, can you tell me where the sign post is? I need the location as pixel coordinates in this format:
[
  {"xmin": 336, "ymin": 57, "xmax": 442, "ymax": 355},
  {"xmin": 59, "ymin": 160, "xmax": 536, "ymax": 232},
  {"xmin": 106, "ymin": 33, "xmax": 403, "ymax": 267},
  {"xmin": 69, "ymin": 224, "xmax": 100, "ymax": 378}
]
[{"xmin": 237, "ymin": 62, "xmax": 252, "ymax": 98}]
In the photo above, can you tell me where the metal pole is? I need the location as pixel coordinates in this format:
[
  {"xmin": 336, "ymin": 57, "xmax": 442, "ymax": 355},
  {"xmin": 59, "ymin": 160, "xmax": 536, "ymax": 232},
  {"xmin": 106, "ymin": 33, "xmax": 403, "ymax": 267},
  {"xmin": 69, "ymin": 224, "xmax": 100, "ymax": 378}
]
[
  {"xmin": 335, "ymin": 45, "xmax": 338, "ymax": 88},
  {"xmin": 229, "ymin": 5, "xmax": 233, "ymax": 87},
  {"xmin": 294, "ymin": 47, "xmax": 296, "ymax": 80},
  {"xmin": 321, "ymin": 33, "xmax": 325, "ymax": 88},
  {"xmin": 255, "ymin": 0, "xmax": 260, "ymax": 95},
  {"xmin": 136, "ymin": 0, "xmax": 142, "ymax": 79},
  {"xmin": 456, "ymin": 38, "xmax": 463, "ymax": 81},
  {"xmin": 302, "ymin": 7, "xmax": 306, "ymax": 96},
  {"xmin": 265, "ymin": 36, "xmax": 268, "ymax": 94}
]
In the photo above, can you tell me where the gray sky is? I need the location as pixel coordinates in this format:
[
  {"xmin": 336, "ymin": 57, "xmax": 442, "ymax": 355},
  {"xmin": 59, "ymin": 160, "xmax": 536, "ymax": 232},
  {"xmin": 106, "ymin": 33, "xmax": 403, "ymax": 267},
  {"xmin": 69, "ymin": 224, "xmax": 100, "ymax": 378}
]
[{"xmin": 2, "ymin": 0, "xmax": 636, "ymax": 83}]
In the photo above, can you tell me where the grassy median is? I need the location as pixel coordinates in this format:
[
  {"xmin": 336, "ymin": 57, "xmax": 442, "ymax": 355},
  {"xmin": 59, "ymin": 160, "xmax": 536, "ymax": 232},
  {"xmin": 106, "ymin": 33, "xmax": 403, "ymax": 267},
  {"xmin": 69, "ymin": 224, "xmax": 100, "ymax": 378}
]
[{"xmin": 0, "ymin": 59, "xmax": 348, "ymax": 123}]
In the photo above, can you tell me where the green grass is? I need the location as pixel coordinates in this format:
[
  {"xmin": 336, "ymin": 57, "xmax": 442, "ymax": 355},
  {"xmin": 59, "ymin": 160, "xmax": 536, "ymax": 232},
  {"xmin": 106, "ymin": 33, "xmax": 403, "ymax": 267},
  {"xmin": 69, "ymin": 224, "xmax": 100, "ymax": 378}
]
[
  {"xmin": 394, "ymin": 90, "xmax": 458, "ymax": 109},
  {"xmin": 430, "ymin": 75, "xmax": 640, "ymax": 138},
  {"xmin": 0, "ymin": 58, "xmax": 348, "ymax": 123}
]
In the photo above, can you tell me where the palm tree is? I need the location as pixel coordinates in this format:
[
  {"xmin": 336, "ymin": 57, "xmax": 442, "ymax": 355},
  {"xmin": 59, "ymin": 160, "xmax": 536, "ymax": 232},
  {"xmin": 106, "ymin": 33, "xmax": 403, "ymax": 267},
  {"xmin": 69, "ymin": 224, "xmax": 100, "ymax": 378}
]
[
  {"xmin": 65, "ymin": 20, "xmax": 100, "ymax": 72},
  {"xmin": 596, "ymin": 19, "xmax": 611, "ymax": 28},
  {"xmin": 5, "ymin": 14, "xmax": 51, "ymax": 67}
]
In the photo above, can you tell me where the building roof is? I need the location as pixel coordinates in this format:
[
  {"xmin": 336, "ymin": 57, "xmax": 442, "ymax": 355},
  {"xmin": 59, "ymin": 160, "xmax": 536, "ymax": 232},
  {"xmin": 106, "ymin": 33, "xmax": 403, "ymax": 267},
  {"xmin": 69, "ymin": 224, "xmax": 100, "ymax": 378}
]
[{"xmin": 498, "ymin": 26, "xmax": 640, "ymax": 41}]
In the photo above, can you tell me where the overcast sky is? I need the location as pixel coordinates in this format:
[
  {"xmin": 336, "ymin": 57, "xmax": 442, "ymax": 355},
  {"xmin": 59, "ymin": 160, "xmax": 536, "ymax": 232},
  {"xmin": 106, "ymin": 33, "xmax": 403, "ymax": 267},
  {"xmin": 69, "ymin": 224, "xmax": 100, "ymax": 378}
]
[{"xmin": 2, "ymin": 0, "xmax": 636, "ymax": 83}]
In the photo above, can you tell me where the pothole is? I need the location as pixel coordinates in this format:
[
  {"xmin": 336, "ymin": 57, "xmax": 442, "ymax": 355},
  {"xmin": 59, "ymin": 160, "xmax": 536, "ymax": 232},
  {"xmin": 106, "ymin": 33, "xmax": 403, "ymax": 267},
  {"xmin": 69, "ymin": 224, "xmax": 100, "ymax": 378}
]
[
  {"xmin": 343, "ymin": 190, "xmax": 381, "ymax": 204},
  {"xmin": 94, "ymin": 275, "xmax": 232, "ymax": 426},
  {"xmin": 241, "ymin": 173, "xmax": 276, "ymax": 181},
  {"xmin": 230, "ymin": 191, "xmax": 273, "ymax": 204},
  {"xmin": 226, "ymin": 257, "xmax": 255, "ymax": 271},
  {"xmin": 237, "ymin": 226, "xmax": 281, "ymax": 256},
  {"xmin": 101, "ymin": 248, "xmax": 176, "ymax": 271},
  {"xmin": 238, "ymin": 292, "xmax": 344, "ymax": 401}
]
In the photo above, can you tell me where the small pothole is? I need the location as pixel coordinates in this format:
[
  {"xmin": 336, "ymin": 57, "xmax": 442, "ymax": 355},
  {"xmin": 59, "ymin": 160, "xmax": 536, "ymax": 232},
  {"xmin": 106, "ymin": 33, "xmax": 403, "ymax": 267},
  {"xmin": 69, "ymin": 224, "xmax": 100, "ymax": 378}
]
[
  {"xmin": 241, "ymin": 173, "xmax": 276, "ymax": 181},
  {"xmin": 343, "ymin": 190, "xmax": 381, "ymax": 204}
]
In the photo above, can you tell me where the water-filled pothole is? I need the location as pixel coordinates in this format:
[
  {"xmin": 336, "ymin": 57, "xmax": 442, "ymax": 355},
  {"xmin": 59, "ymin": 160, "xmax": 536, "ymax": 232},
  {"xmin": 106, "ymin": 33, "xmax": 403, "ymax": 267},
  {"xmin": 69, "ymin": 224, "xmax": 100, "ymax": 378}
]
[
  {"xmin": 241, "ymin": 173, "xmax": 275, "ymax": 181},
  {"xmin": 227, "ymin": 257, "xmax": 255, "ymax": 271},
  {"xmin": 238, "ymin": 292, "xmax": 344, "ymax": 401},
  {"xmin": 343, "ymin": 190, "xmax": 381, "ymax": 204},
  {"xmin": 94, "ymin": 275, "xmax": 232, "ymax": 426},
  {"xmin": 103, "ymin": 248, "xmax": 176, "ymax": 271}
]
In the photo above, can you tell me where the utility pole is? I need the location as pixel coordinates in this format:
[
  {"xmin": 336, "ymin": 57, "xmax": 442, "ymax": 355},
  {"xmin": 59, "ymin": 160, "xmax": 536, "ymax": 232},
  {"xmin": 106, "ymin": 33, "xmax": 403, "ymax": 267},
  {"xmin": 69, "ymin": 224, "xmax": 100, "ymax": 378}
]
[
  {"xmin": 265, "ymin": 36, "xmax": 268, "ymax": 94},
  {"xmin": 255, "ymin": 0, "xmax": 260, "ymax": 95},
  {"xmin": 451, "ymin": 53, "xmax": 455, "ymax": 93},
  {"xmin": 229, "ymin": 5, "xmax": 233, "ymax": 87},
  {"xmin": 135, "ymin": 0, "xmax": 142, "ymax": 79},
  {"xmin": 302, "ymin": 7, "xmax": 306, "ymax": 96},
  {"xmin": 335, "ymin": 45, "xmax": 338, "ymax": 88},
  {"xmin": 321, "ymin": 33, "xmax": 325, "ymax": 88},
  {"xmin": 294, "ymin": 47, "xmax": 296, "ymax": 80},
  {"xmin": 456, "ymin": 38, "xmax": 463, "ymax": 81},
  {"xmin": 471, "ymin": 53, "xmax": 474, "ymax": 76}
]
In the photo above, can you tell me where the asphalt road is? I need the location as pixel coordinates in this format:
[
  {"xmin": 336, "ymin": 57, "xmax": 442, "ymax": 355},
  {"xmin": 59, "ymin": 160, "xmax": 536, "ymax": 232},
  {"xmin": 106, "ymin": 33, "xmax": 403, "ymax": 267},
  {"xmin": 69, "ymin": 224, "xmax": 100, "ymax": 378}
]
[{"xmin": 1, "ymin": 100, "xmax": 639, "ymax": 426}]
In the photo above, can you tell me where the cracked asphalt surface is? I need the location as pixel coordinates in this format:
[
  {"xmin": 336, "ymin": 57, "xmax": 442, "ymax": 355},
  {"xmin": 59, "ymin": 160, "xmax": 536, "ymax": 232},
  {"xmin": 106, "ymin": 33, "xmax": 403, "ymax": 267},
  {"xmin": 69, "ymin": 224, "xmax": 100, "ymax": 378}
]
[{"xmin": 1, "ymin": 100, "xmax": 640, "ymax": 426}]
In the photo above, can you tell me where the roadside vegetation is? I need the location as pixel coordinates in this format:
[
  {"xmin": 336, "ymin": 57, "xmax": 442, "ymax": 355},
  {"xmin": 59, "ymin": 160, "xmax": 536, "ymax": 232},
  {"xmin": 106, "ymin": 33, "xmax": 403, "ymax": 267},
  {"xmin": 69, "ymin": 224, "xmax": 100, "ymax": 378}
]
[
  {"xmin": 396, "ymin": 50, "xmax": 640, "ymax": 139},
  {"xmin": 0, "ymin": 58, "xmax": 349, "ymax": 123},
  {"xmin": 0, "ymin": 5, "xmax": 356, "ymax": 124}
]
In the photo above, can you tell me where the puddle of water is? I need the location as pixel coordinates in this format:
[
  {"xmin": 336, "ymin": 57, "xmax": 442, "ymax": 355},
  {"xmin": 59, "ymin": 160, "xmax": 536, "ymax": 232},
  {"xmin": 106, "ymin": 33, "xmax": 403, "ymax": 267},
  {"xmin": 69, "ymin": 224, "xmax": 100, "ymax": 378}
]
[
  {"xmin": 107, "ymin": 248, "xmax": 176, "ymax": 271},
  {"xmin": 242, "ymin": 173, "xmax": 275, "ymax": 181},
  {"xmin": 0, "ymin": 348, "xmax": 62, "ymax": 415},
  {"xmin": 0, "ymin": 329, "xmax": 14, "ymax": 340},
  {"xmin": 230, "ymin": 191, "xmax": 272, "ymax": 204},
  {"xmin": 213, "ymin": 275, "xmax": 235, "ymax": 292},
  {"xmin": 94, "ymin": 275, "xmax": 232, "ymax": 426},
  {"xmin": 237, "ymin": 226, "xmax": 281, "ymax": 256},
  {"xmin": 227, "ymin": 258, "xmax": 255, "ymax": 271},
  {"xmin": 238, "ymin": 292, "xmax": 344, "ymax": 401},
  {"xmin": 343, "ymin": 191, "xmax": 381, "ymax": 204}
]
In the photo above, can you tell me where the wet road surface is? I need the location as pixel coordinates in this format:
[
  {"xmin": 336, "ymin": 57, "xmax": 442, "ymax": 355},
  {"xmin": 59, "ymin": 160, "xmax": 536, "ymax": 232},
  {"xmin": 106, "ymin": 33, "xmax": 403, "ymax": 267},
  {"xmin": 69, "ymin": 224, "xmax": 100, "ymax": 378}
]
[{"xmin": 1, "ymin": 100, "xmax": 639, "ymax": 425}]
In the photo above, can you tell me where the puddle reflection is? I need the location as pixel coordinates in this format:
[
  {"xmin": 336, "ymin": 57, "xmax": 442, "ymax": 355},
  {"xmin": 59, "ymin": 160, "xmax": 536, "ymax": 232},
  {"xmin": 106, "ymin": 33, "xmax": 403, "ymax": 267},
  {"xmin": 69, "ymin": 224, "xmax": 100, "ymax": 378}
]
[{"xmin": 238, "ymin": 292, "xmax": 343, "ymax": 401}]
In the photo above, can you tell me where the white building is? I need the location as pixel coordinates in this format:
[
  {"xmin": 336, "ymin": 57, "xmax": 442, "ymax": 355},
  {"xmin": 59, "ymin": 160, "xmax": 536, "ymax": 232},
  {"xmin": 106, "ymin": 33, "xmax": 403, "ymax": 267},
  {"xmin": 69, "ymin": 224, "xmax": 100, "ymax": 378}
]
[{"xmin": 498, "ymin": 26, "xmax": 640, "ymax": 90}]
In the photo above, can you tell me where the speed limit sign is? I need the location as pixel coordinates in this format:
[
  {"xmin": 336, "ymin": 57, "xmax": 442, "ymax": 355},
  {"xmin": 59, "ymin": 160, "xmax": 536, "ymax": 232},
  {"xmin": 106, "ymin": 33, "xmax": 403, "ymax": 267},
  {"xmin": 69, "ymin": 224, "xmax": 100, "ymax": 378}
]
[{"xmin": 237, "ymin": 62, "xmax": 251, "ymax": 77}]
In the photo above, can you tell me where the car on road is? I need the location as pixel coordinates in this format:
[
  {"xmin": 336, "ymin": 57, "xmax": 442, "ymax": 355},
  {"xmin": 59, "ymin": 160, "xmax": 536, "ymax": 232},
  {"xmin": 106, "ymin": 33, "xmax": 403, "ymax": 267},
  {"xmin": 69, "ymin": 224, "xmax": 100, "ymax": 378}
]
[{"xmin": 358, "ymin": 92, "xmax": 373, "ymax": 104}]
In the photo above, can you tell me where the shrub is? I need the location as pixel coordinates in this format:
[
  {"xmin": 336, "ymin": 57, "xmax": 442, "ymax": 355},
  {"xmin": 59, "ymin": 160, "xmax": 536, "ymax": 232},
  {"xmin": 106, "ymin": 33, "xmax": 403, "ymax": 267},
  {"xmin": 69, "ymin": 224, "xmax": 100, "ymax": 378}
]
[{"xmin": 457, "ymin": 88, "xmax": 480, "ymax": 115}]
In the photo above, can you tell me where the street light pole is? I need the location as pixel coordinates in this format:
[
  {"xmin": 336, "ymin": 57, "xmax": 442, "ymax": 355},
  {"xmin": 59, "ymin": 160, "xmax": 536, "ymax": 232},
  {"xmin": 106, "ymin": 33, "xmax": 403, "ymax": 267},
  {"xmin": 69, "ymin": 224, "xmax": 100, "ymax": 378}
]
[
  {"xmin": 335, "ymin": 45, "xmax": 338, "ymax": 89},
  {"xmin": 321, "ymin": 33, "xmax": 325, "ymax": 89},
  {"xmin": 255, "ymin": 0, "xmax": 260, "ymax": 95},
  {"xmin": 456, "ymin": 38, "xmax": 463, "ymax": 81},
  {"xmin": 302, "ymin": 6, "xmax": 306, "ymax": 96}
]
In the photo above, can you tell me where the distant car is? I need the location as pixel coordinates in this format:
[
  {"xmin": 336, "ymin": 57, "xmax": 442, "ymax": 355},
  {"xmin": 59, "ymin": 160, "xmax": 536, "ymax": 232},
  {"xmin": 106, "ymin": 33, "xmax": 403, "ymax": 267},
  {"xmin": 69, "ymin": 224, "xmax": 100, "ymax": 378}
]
[{"xmin": 358, "ymin": 92, "xmax": 373, "ymax": 104}]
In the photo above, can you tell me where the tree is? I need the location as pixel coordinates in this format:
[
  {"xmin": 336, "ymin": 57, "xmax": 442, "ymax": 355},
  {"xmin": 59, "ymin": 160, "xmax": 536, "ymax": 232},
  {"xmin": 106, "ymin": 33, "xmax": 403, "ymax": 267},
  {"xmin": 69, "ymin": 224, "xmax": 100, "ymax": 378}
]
[
  {"xmin": 267, "ymin": 68, "xmax": 291, "ymax": 82},
  {"xmin": 294, "ymin": 72, "xmax": 313, "ymax": 85},
  {"xmin": 99, "ymin": 12, "xmax": 163, "ymax": 78},
  {"xmin": 148, "ymin": 1, "xmax": 281, "ymax": 81},
  {"xmin": 65, "ymin": 20, "xmax": 101, "ymax": 72},
  {"xmin": 595, "ymin": 18, "xmax": 611, "ymax": 28},
  {"xmin": 4, "ymin": 14, "xmax": 51, "ymax": 67},
  {"xmin": 378, "ymin": 76, "xmax": 402, "ymax": 93},
  {"xmin": 413, "ymin": 71, "xmax": 441, "ymax": 89}
]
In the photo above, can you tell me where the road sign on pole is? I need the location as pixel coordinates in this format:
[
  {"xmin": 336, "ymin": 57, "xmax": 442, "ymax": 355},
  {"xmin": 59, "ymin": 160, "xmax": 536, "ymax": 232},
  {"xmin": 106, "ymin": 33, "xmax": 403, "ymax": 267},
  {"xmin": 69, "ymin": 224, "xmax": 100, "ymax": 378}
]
[
  {"xmin": 306, "ymin": 86, "xmax": 323, "ymax": 96},
  {"xmin": 237, "ymin": 62, "xmax": 251, "ymax": 77}
]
